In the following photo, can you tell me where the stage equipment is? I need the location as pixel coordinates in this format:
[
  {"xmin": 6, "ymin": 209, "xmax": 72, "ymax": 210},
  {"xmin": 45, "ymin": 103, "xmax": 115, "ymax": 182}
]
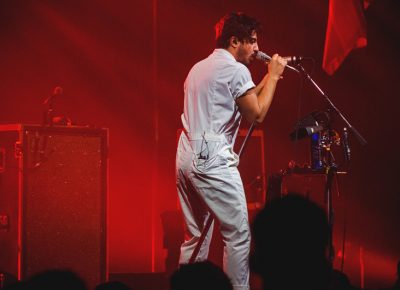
[
  {"xmin": 289, "ymin": 110, "xmax": 329, "ymax": 141},
  {"xmin": 283, "ymin": 60, "xmax": 367, "ymax": 264},
  {"xmin": 0, "ymin": 124, "xmax": 108, "ymax": 289}
]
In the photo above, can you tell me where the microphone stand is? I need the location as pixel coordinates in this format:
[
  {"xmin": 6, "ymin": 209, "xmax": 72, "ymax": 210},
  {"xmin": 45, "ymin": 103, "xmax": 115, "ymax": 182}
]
[
  {"xmin": 33, "ymin": 93, "xmax": 56, "ymax": 169},
  {"xmin": 43, "ymin": 96, "xmax": 55, "ymax": 127},
  {"xmin": 295, "ymin": 63, "xmax": 367, "ymax": 264}
]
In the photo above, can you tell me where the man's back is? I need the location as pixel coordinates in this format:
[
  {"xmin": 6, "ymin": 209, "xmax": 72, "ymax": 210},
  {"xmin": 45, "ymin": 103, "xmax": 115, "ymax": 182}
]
[{"xmin": 182, "ymin": 48, "xmax": 254, "ymax": 144}]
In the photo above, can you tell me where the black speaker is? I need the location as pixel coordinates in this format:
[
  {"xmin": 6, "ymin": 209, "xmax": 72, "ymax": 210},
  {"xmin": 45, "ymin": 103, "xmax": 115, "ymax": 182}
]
[{"xmin": 0, "ymin": 124, "xmax": 108, "ymax": 289}]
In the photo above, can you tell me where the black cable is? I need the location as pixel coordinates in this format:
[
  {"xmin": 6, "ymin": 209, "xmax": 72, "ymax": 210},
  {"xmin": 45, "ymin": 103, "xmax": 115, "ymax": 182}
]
[
  {"xmin": 293, "ymin": 67, "xmax": 305, "ymax": 161},
  {"xmin": 334, "ymin": 172, "xmax": 347, "ymax": 272}
]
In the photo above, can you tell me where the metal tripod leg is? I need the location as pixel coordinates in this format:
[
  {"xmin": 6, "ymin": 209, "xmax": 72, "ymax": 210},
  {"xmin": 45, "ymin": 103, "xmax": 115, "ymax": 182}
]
[{"xmin": 324, "ymin": 165, "xmax": 337, "ymax": 265}]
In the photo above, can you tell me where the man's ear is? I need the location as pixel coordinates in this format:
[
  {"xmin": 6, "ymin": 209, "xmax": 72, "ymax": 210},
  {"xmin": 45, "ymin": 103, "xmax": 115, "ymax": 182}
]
[{"xmin": 229, "ymin": 36, "xmax": 239, "ymax": 48}]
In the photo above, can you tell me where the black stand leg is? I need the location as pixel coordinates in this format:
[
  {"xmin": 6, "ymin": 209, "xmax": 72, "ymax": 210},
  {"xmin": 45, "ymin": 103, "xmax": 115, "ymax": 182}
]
[{"xmin": 324, "ymin": 165, "xmax": 337, "ymax": 265}]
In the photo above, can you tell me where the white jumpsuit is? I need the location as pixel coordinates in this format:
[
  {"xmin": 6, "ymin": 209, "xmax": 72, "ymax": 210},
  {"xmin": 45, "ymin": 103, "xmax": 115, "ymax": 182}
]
[{"xmin": 176, "ymin": 49, "xmax": 255, "ymax": 290}]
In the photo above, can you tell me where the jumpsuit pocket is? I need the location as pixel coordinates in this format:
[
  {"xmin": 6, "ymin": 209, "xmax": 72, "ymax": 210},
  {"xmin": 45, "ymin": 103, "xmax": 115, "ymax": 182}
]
[{"xmin": 192, "ymin": 153, "xmax": 223, "ymax": 173}]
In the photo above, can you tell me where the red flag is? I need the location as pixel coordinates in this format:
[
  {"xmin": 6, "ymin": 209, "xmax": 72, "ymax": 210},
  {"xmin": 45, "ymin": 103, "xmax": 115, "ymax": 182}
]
[{"xmin": 322, "ymin": 0, "xmax": 367, "ymax": 75}]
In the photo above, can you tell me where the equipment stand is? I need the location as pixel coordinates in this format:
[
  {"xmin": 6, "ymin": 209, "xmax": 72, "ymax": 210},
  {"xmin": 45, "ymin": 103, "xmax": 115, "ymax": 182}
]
[{"xmin": 324, "ymin": 164, "xmax": 337, "ymax": 264}]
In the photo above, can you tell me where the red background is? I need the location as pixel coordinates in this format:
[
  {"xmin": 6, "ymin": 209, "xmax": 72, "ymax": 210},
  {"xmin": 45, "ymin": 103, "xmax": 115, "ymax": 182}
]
[{"xmin": 0, "ymin": 0, "xmax": 399, "ymax": 288}]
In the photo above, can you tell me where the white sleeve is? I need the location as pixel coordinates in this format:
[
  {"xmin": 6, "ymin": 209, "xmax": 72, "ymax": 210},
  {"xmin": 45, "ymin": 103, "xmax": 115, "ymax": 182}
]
[{"xmin": 231, "ymin": 65, "xmax": 255, "ymax": 100}]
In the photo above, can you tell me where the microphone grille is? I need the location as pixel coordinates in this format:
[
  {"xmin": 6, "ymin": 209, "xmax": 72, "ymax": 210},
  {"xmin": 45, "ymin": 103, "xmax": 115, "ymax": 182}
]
[{"xmin": 255, "ymin": 51, "xmax": 271, "ymax": 62}]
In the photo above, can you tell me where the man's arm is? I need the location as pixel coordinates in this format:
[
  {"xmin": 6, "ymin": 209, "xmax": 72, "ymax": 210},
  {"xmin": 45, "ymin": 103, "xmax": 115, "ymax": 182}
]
[{"xmin": 236, "ymin": 54, "xmax": 286, "ymax": 124}]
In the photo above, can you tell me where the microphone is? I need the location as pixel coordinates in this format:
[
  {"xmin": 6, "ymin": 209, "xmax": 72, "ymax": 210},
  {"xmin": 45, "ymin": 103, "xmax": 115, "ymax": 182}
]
[
  {"xmin": 255, "ymin": 51, "xmax": 272, "ymax": 62},
  {"xmin": 43, "ymin": 86, "xmax": 63, "ymax": 105},
  {"xmin": 284, "ymin": 56, "xmax": 304, "ymax": 65},
  {"xmin": 255, "ymin": 51, "xmax": 301, "ymax": 73},
  {"xmin": 255, "ymin": 51, "xmax": 304, "ymax": 66}
]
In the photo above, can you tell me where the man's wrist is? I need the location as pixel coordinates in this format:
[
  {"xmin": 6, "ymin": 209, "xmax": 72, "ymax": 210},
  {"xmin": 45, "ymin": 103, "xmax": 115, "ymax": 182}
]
[{"xmin": 267, "ymin": 73, "xmax": 281, "ymax": 82}]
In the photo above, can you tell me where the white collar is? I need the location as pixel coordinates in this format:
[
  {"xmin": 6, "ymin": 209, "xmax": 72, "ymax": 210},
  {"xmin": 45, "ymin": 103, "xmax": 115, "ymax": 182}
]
[{"xmin": 213, "ymin": 48, "xmax": 236, "ymax": 62}]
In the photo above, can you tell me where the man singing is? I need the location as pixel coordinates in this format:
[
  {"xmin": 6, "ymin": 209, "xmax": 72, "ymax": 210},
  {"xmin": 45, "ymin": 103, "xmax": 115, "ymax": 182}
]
[{"xmin": 176, "ymin": 12, "xmax": 287, "ymax": 290}]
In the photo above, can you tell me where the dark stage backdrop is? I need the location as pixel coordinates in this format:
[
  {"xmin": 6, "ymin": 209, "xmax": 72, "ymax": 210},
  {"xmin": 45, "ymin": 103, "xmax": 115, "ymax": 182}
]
[{"xmin": 0, "ymin": 0, "xmax": 399, "ymax": 288}]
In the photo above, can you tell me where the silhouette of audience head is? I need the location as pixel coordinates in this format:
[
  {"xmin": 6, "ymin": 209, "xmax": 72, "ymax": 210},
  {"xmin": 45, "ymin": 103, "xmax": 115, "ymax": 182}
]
[
  {"xmin": 0, "ymin": 272, "xmax": 18, "ymax": 289},
  {"xmin": 395, "ymin": 259, "xmax": 400, "ymax": 288},
  {"xmin": 95, "ymin": 281, "xmax": 131, "ymax": 290},
  {"xmin": 251, "ymin": 193, "xmax": 331, "ymax": 290},
  {"xmin": 25, "ymin": 269, "xmax": 87, "ymax": 290},
  {"xmin": 397, "ymin": 260, "xmax": 400, "ymax": 278},
  {"xmin": 170, "ymin": 261, "xmax": 233, "ymax": 290},
  {"xmin": 330, "ymin": 269, "xmax": 356, "ymax": 290}
]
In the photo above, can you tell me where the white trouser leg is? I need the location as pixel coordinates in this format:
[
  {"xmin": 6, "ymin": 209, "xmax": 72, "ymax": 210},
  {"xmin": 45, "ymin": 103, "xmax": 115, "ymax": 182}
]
[
  {"xmin": 176, "ymin": 142, "xmax": 250, "ymax": 290},
  {"xmin": 177, "ymin": 176, "xmax": 215, "ymax": 263}
]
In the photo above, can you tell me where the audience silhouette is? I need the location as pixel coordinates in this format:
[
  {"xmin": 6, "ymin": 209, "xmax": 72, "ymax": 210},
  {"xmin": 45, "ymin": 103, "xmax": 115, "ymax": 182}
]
[
  {"xmin": 95, "ymin": 280, "xmax": 132, "ymax": 290},
  {"xmin": 394, "ymin": 260, "xmax": 400, "ymax": 290},
  {"xmin": 25, "ymin": 269, "xmax": 87, "ymax": 290},
  {"xmin": 330, "ymin": 269, "xmax": 359, "ymax": 290},
  {"xmin": 251, "ymin": 193, "xmax": 331, "ymax": 290},
  {"xmin": 1, "ymin": 201, "xmax": 397, "ymax": 290},
  {"xmin": 170, "ymin": 261, "xmax": 233, "ymax": 290}
]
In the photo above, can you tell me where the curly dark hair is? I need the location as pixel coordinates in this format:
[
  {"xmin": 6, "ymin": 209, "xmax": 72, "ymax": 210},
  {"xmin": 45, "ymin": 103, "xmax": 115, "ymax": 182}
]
[{"xmin": 215, "ymin": 12, "xmax": 261, "ymax": 48}]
